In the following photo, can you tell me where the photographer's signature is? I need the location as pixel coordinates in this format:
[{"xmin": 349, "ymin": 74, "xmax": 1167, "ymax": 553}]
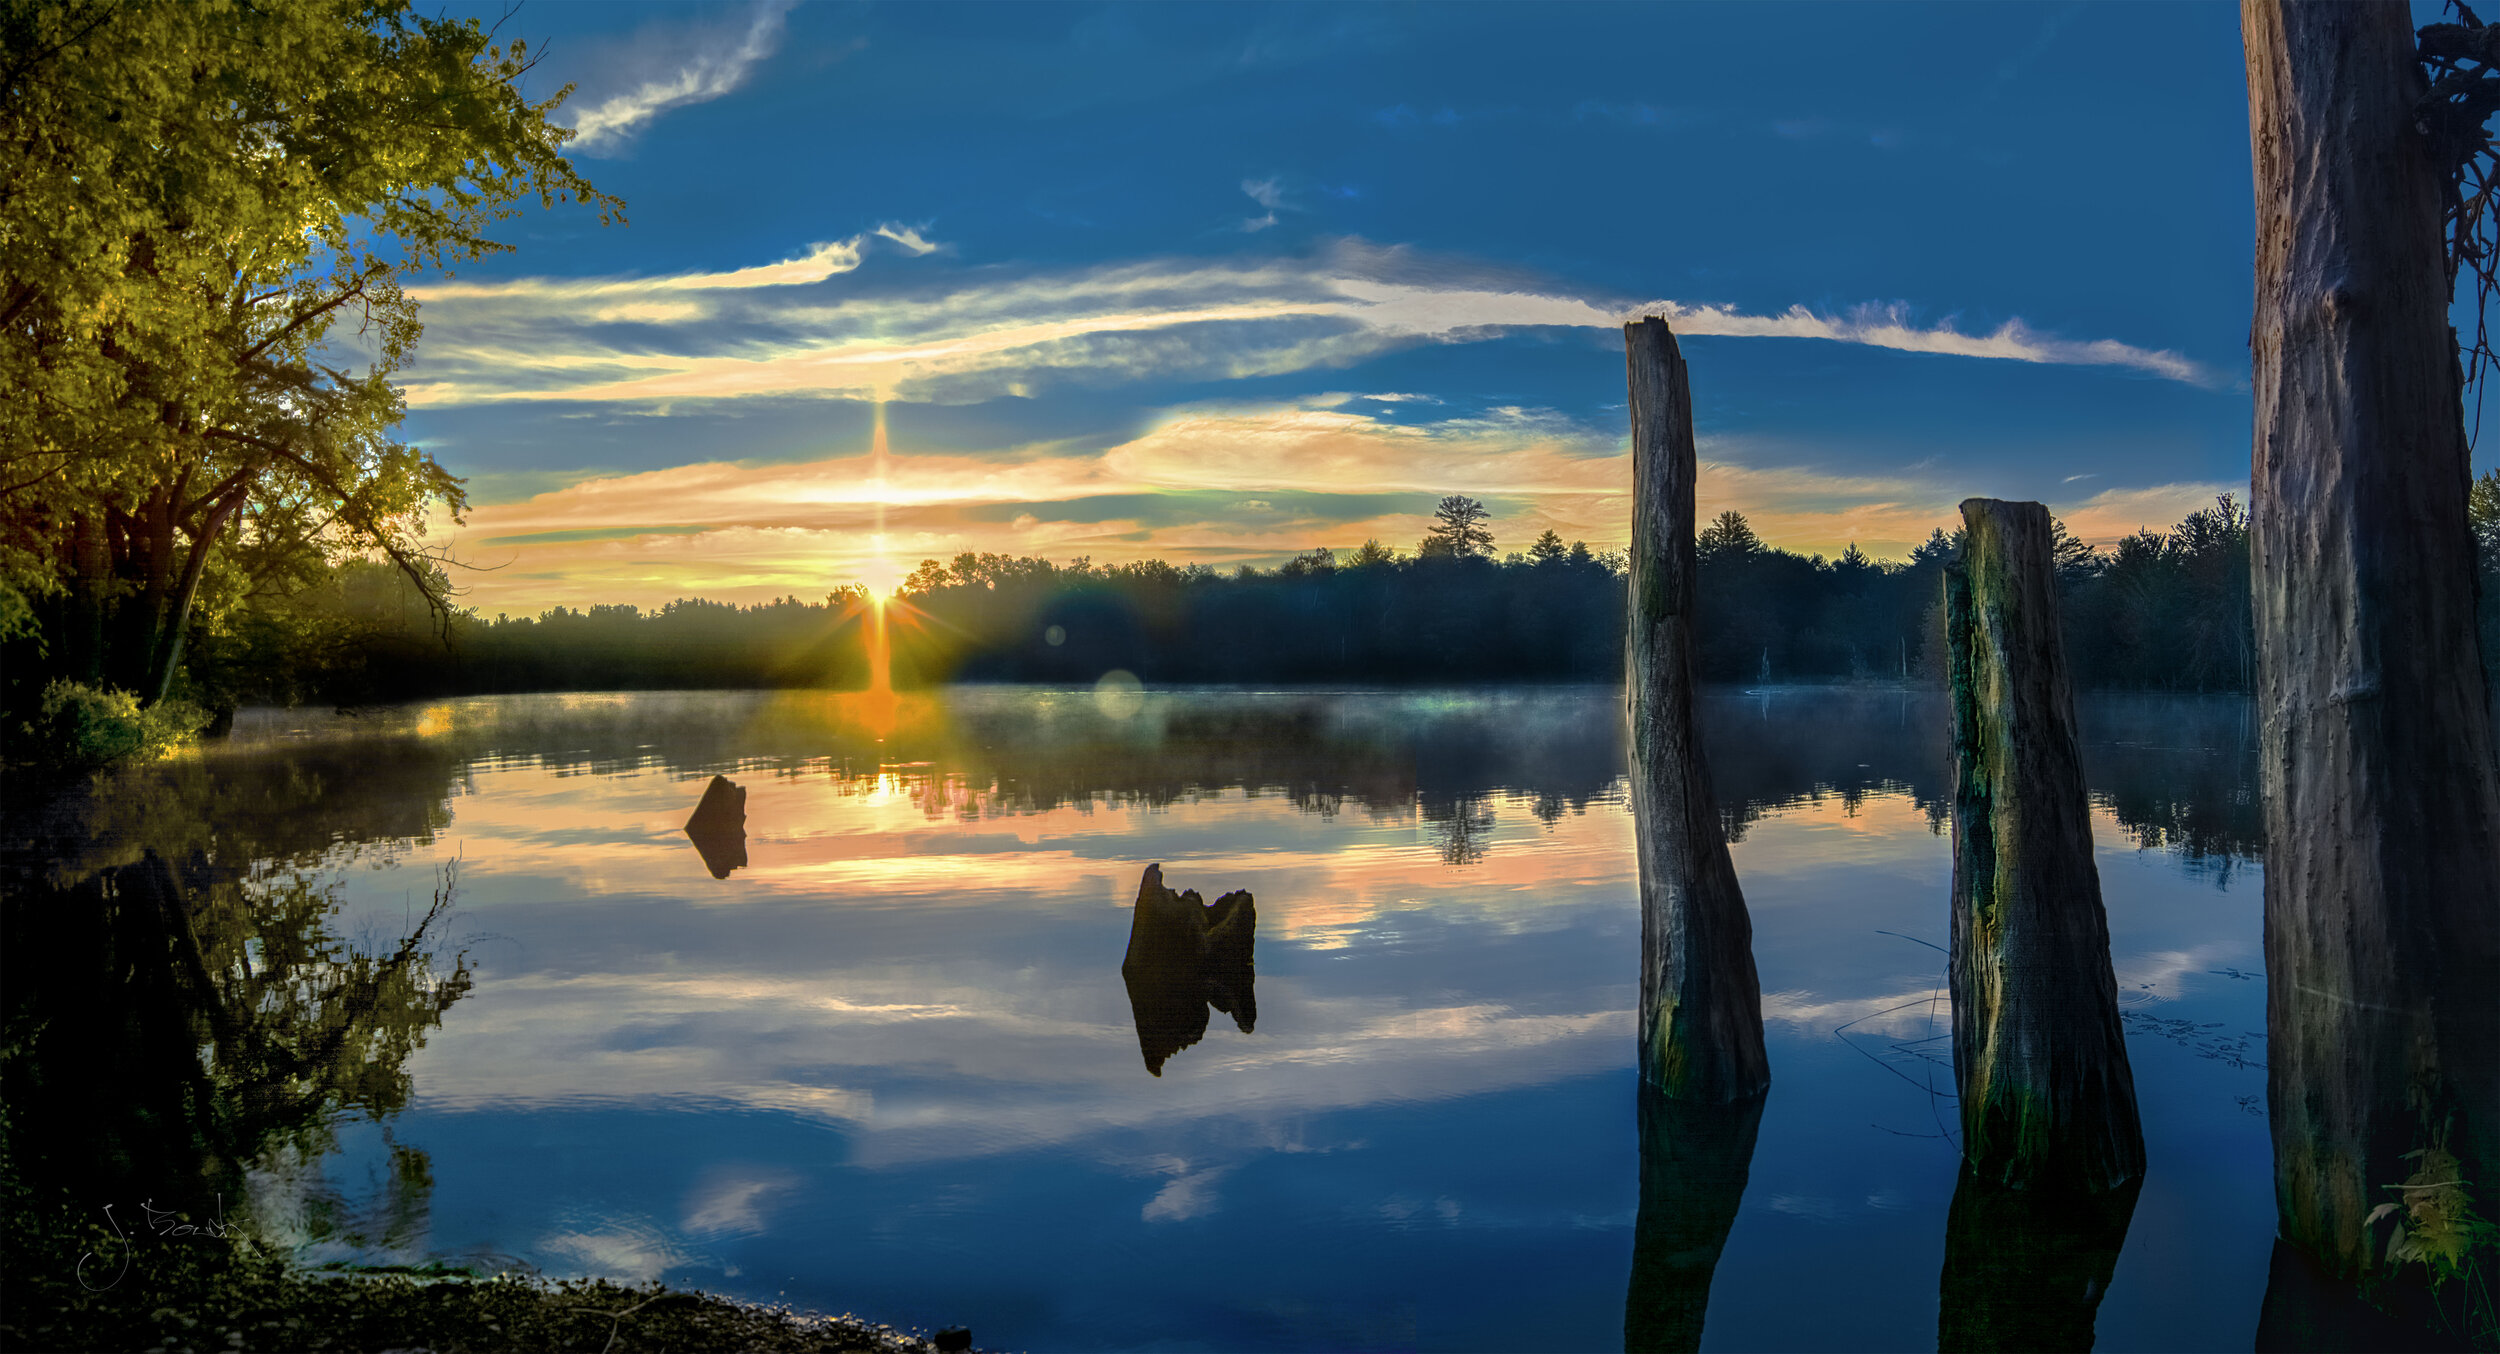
[{"xmin": 78, "ymin": 1195, "xmax": 247, "ymax": 1292}]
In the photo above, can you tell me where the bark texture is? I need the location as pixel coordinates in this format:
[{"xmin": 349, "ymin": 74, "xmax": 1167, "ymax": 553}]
[
  {"xmin": 2243, "ymin": 0, "xmax": 2500, "ymax": 1277},
  {"xmin": 1946, "ymin": 498, "xmax": 2144, "ymax": 1191},
  {"xmin": 1623, "ymin": 317, "xmax": 1769, "ymax": 1104},
  {"xmin": 1622, "ymin": 1086, "xmax": 1764, "ymax": 1354}
]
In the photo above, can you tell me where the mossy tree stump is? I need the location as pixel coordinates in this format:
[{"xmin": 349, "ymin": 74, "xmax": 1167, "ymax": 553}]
[
  {"xmin": 1624, "ymin": 317, "xmax": 1768, "ymax": 1104},
  {"xmin": 2242, "ymin": 0, "xmax": 2500, "ymax": 1278},
  {"xmin": 1945, "ymin": 498, "xmax": 2144, "ymax": 1191}
]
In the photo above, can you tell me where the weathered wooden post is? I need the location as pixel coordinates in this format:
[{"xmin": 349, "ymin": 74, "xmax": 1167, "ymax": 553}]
[
  {"xmin": 1624, "ymin": 317, "xmax": 1769, "ymax": 1103},
  {"xmin": 1622, "ymin": 1088, "xmax": 1765, "ymax": 1354},
  {"xmin": 2242, "ymin": 0, "xmax": 2500, "ymax": 1285},
  {"xmin": 1945, "ymin": 498, "xmax": 2143, "ymax": 1190}
]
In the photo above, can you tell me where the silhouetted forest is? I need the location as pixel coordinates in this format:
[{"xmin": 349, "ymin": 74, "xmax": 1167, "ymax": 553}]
[{"xmin": 114, "ymin": 481, "xmax": 2500, "ymax": 711}]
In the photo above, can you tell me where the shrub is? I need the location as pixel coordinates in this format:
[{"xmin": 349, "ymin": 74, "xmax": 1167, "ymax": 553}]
[{"xmin": 15, "ymin": 681, "xmax": 209, "ymax": 774}]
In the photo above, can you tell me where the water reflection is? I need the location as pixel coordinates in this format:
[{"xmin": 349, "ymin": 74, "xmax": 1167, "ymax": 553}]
[
  {"xmin": 1119, "ymin": 864, "xmax": 1257, "ymax": 1076},
  {"xmin": 683, "ymin": 774, "xmax": 749, "ymax": 879},
  {"xmin": 0, "ymin": 850, "xmax": 470, "ymax": 1249},
  {"xmin": 1936, "ymin": 1168, "xmax": 2141, "ymax": 1352},
  {"xmin": 1622, "ymin": 1088, "xmax": 1765, "ymax": 1354},
  {"xmin": 2254, "ymin": 1236, "xmax": 2480, "ymax": 1353},
  {"xmin": 0, "ymin": 688, "xmax": 2280, "ymax": 1350}
]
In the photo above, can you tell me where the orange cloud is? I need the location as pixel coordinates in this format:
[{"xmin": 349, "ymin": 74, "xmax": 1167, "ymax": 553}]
[{"xmin": 434, "ymin": 401, "xmax": 2229, "ymax": 615}]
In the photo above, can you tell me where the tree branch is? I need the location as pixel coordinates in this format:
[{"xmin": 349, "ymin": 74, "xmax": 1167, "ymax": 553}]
[
  {"xmin": 202, "ymin": 427, "xmax": 460, "ymax": 638},
  {"xmin": 239, "ymin": 277, "xmax": 376, "ymax": 363}
]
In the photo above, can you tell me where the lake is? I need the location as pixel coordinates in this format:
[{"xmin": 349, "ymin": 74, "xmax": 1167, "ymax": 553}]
[{"xmin": 1, "ymin": 685, "xmax": 2272, "ymax": 1352}]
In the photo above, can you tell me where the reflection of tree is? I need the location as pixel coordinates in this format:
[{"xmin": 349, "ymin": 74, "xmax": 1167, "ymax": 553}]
[
  {"xmin": 1, "ymin": 742, "xmax": 474, "ymax": 1241},
  {"xmin": 1623, "ymin": 1088, "xmax": 1765, "ymax": 1353},
  {"xmin": 1690, "ymin": 689, "xmax": 2265, "ymax": 865},
  {"xmin": 0, "ymin": 850, "xmax": 470, "ymax": 1210},
  {"xmin": 1936, "ymin": 1168, "xmax": 2140, "ymax": 1352},
  {"xmin": 1422, "ymin": 793, "xmax": 1494, "ymax": 866}
]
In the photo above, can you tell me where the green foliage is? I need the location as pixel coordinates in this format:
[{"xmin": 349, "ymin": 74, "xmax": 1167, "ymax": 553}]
[
  {"xmin": 11, "ymin": 679, "xmax": 208, "ymax": 773},
  {"xmin": 0, "ymin": 0, "xmax": 617, "ymax": 708},
  {"xmin": 2364, "ymin": 1128, "xmax": 2500, "ymax": 1347}
]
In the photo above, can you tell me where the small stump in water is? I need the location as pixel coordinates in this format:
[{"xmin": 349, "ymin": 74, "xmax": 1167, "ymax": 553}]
[
  {"xmin": 1944, "ymin": 498, "xmax": 2143, "ymax": 1191},
  {"xmin": 683, "ymin": 774, "xmax": 748, "ymax": 879},
  {"xmin": 1119, "ymin": 864, "xmax": 1255, "ymax": 1075}
]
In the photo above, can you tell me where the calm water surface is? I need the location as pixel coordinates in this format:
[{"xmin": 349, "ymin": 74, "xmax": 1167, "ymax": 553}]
[{"xmin": 7, "ymin": 686, "xmax": 2272, "ymax": 1351}]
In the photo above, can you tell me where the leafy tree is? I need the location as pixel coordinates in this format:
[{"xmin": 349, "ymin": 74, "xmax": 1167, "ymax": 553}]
[
  {"xmin": 1529, "ymin": 529, "xmax": 1568, "ymax": 566},
  {"xmin": 1424, "ymin": 495, "xmax": 1495, "ymax": 558},
  {"xmin": 2050, "ymin": 516, "xmax": 2102, "ymax": 591},
  {"xmin": 1696, "ymin": 510, "xmax": 1765, "ymax": 561},
  {"xmin": 0, "ymin": 0, "xmax": 617, "ymax": 710},
  {"xmin": 1278, "ymin": 547, "xmax": 1336, "ymax": 579},
  {"xmin": 2470, "ymin": 466, "xmax": 2500, "ymax": 561},
  {"xmin": 1910, "ymin": 528, "xmax": 1961, "ymax": 567}
]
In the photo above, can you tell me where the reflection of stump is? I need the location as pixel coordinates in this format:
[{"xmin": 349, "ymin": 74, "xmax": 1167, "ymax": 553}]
[
  {"xmin": 1945, "ymin": 499, "xmax": 2143, "ymax": 1191},
  {"xmin": 2253, "ymin": 1236, "xmax": 2476, "ymax": 1353},
  {"xmin": 1937, "ymin": 1165, "xmax": 2140, "ymax": 1352},
  {"xmin": 1623, "ymin": 1086, "xmax": 1764, "ymax": 1354},
  {"xmin": 1119, "ymin": 864, "xmax": 1256, "ymax": 1076},
  {"xmin": 1623, "ymin": 317, "xmax": 1769, "ymax": 1104},
  {"xmin": 683, "ymin": 775, "xmax": 748, "ymax": 879}
]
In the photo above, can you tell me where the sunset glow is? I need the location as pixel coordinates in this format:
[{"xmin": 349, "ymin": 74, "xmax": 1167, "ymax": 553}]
[{"xmin": 396, "ymin": 4, "xmax": 2276, "ymax": 619}]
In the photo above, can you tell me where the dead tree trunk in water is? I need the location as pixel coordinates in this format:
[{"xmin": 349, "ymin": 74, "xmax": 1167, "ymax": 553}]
[
  {"xmin": 2243, "ymin": 0, "xmax": 2500, "ymax": 1278},
  {"xmin": 1945, "ymin": 498, "xmax": 2144, "ymax": 1192},
  {"xmin": 1624, "ymin": 317, "xmax": 1768, "ymax": 1104}
]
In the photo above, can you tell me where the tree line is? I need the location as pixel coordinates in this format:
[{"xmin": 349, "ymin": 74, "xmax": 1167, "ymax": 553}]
[{"xmin": 76, "ymin": 480, "xmax": 2494, "ymax": 714}]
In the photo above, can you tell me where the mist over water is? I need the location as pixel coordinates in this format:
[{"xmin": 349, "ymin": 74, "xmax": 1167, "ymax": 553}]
[{"xmin": 4, "ymin": 686, "xmax": 2270, "ymax": 1351}]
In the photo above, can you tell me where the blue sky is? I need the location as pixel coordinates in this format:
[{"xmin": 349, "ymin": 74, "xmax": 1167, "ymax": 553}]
[{"xmin": 405, "ymin": 0, "xmax": 2339, "ymax": 613}]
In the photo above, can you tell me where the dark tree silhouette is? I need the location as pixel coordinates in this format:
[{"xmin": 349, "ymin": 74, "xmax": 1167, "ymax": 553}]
[{"xmin": 1423, "ymin": 495, "xmax": 1495, "ymax": 559}]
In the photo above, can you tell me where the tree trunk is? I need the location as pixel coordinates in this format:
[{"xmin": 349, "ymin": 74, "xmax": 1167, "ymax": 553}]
[
  {"xmin": 140, "ymin": 493, "xmax": 242, "ymax": 706},
  {"xmin": 2243, "ymin": 0, "xmax": 2500, "ymax": 1278},
  {"xmin": 1945, "ymin": 498, "xmax": 2143, "ymax": 1191},
  {"xmin": 1624, "ymin": 317, "xmax": 1769, "ymax": 1103}
]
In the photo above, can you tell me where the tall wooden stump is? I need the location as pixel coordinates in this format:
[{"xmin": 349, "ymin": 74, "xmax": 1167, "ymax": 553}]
[
  {"xmin": 2243, "ymin": 1, "xmax": 2500, "ymax": 1282},
  {"xmin": 1945, "ymin": 498, "xmax": 2143, "ymax": 1191},
  {"xmin": 1624, "ymin": 317, "xmax": 1768, "ymax": 1103}
]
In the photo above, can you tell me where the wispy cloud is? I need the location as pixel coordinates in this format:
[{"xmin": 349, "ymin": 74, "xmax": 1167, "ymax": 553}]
[
  {"xmin": 402, "ymin": 238, "xmax": 2221, "ymax": 410},
  {"xmin": 873, "ymin": 222, "xmax": 942, "ymax": 256},
  {"xmin": 1629, "ymin": 300, "xmax": 2210, "ymax": 384},
  {"xmin": 567, "ymin": 0, "xmax": 797, "ymax": 154},
  {"xmin": 415, "ymin": 236, "xmax": 870, "ymax": 303},
  {"xmin": 1239, "ymin": 177, "xmax": 1284, "ymax": 232},
  {"xmin": 2056, "ymin": 481, "xmax": 2244, "ymax": 546}
]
